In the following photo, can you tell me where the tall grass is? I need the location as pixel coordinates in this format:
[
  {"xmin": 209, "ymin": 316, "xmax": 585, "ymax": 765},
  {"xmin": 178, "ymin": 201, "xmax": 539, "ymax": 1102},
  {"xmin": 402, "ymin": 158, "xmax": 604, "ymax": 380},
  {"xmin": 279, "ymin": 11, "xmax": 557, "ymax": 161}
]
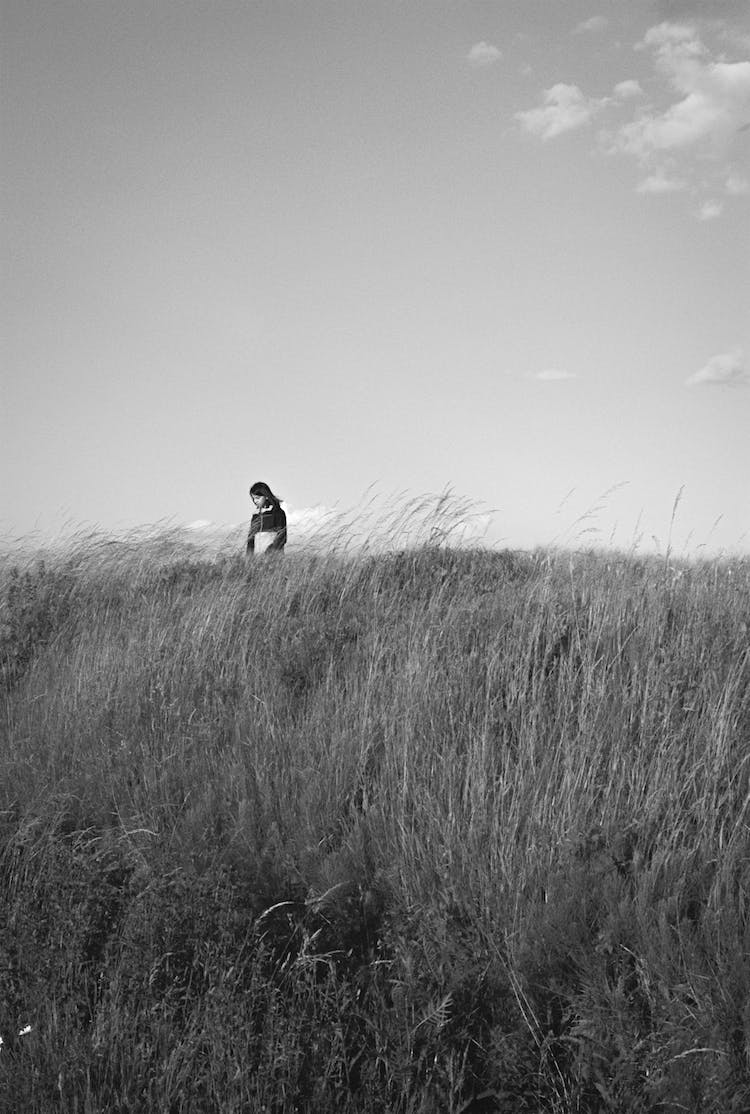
[{"xmin": 1, "ymin": 512, "xmax": 749, "ymax": 1111}]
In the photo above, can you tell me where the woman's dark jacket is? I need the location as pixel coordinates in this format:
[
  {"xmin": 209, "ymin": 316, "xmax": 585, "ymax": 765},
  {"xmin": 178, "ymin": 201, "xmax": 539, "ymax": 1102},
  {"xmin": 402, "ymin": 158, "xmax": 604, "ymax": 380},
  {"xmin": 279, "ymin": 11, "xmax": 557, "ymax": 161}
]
[{"xmin": 246, "ymin": 502, "xmax": 287, "ymax": 554}]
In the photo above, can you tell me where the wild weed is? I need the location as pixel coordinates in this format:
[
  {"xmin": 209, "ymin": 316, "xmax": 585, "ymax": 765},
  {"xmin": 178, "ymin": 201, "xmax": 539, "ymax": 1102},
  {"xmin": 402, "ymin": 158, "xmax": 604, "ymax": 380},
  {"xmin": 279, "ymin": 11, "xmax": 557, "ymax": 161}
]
[{"xmin": 1, "ymin": 528, "xmax": 749, "ymax": 1110}]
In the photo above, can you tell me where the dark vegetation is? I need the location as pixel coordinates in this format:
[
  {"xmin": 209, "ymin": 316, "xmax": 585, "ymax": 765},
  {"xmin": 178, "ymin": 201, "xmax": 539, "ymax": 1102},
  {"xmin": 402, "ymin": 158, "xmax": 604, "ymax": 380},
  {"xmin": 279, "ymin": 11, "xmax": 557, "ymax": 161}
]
[{"xmin": 1, "ymin": 534, "xmax": 749, "ymax": 1111}]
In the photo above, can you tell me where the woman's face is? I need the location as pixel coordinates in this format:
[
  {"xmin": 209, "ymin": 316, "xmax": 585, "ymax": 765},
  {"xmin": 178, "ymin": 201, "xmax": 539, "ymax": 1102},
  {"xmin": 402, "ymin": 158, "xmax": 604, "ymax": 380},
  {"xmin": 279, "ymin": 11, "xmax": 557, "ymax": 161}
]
[{"xmin": 251, "ymin": 491, "xmax": 267, "ymax": 509}]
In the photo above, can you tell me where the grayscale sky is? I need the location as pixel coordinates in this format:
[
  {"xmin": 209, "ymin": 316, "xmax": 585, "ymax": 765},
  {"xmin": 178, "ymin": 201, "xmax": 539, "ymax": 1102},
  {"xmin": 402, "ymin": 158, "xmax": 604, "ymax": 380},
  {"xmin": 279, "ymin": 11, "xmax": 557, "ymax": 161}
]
[{"xmin": 3, "ymin": 0, "xmax": 749, "ymax": 553}]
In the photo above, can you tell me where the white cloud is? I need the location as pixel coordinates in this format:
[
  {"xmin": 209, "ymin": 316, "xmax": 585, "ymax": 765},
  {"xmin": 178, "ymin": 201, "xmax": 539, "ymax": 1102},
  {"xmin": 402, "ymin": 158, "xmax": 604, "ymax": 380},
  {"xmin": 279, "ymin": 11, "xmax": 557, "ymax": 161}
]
[
  {"xmin": 593, "ymin": 21, "xmax": 750, "ymax": 201},
  {"xmin": 516, "ymin": 83, "xmax": 606, "ymax": 139},
  {"xmin": 516, "ymin": 19, "xmax": 750, "ymax": 203},
  {"xmin": 686, "ymin": 347, "xmax": 749, "ymax": 386},
  {"xmin": 534, "ymin": 368, "xmax": 578, "ymax": 381},
  {"xmin": 614, "ymin": 79, "xmax": 644, "ymax": 99},
  {"xmin": 698, "ymin": 198, "xmax": 724, "ymax": 218},
  {"xmin": 614, "ymin": 23, "xmax": 750, "ymax": 158},
  {"xmin": 641, "ymin": 21, "xmax": 698, "ymax": 51},
  {"xmin": 467, "ymin": 41, "xmax": 502, "ymax": 68},
  {"xmin": 286, "ymin": 504, "xmax": 340, "ymax": 533},
  {"xmin": 636, "ymin": 168, "xmax": 688, "ymax": 192},
  {"xmin": 575, "ymin": 16, "xmax": 609, "ymax": 34},
  {"xmin": 725, "ymin": 171, "xmax": 750, "ymax": 193}
]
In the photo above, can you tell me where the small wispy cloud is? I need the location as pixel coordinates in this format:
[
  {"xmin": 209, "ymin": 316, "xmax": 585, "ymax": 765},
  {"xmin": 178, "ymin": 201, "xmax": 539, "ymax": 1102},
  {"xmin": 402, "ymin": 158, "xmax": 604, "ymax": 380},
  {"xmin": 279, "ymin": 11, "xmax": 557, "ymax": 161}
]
[
  {"xmin": 686, "ymin": 347, "xmax": 748, "ymax": 386},
  {"xmin": 698, "ymin": 198, "xmax": 723, "ymax": 219},
  {"xmin": 574, "ymin": 15, "xmax": 609, "ymax": 35},
  {"xmin": 636, "ymin": 168, "xmax": 688, "ymax": 192},
  {"xmin": 516, "ymin": 79, "xmax": 642, "ymax": 143},
  {"xmin": 286, "ymin": 504, "xmax": 340, "ymax": 532},
  {"xmin": 516, "ymin": 83, "xmax": 606, "ymax": 139},
  {"xmin": 534, "ymin": 368, "xmax": 578, "ymax": 381},
  {"xmin": 467, "ymin": 41, "xmax": 502, "ymax": 68},
  {"xmin": 725, "ymin": 171, "xmax": 750, "ymax": 194},
  {"xmin": 613, "ymin": 79, "xmax": 644, "ymax": 100}
]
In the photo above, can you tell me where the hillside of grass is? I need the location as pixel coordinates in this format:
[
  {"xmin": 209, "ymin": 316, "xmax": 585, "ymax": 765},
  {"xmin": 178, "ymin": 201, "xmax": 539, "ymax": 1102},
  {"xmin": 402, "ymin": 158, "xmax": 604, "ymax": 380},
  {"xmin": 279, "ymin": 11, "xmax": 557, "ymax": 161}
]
[{"xmin": 1, "ymin": 534, "xmax": 749, "ymax": 1112}]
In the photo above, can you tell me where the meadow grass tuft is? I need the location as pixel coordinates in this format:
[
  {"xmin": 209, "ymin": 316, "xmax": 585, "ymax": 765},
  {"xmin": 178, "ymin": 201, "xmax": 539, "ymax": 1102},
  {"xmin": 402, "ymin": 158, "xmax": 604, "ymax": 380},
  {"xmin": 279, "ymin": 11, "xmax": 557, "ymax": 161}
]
[{"xmin": 1, "ymin": 514, "xmax": 749, "ymax": 1111}]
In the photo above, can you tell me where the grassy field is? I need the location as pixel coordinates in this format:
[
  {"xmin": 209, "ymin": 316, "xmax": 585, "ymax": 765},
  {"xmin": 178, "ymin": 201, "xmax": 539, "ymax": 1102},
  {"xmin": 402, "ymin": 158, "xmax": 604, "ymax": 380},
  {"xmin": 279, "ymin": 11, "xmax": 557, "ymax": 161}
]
[{"xmin": 1, "ymin": 523, "xmax": 749, "ymax": 1112}]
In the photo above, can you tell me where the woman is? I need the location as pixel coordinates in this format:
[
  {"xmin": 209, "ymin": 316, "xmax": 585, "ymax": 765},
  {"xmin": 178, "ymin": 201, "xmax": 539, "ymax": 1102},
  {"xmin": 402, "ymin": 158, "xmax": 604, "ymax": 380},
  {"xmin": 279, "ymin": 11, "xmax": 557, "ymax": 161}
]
[{"xmin": 246, "ymin": 481, "xmax": 287, "ymax": 555}]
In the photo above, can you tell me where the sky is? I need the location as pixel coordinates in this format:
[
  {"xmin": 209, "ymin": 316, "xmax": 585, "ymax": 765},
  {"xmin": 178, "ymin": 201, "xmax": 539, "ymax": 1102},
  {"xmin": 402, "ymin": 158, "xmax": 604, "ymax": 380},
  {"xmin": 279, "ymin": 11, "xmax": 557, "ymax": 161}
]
[{"xmin": 3, "ymin": 0, "xmax": 749, "ymax": 555}]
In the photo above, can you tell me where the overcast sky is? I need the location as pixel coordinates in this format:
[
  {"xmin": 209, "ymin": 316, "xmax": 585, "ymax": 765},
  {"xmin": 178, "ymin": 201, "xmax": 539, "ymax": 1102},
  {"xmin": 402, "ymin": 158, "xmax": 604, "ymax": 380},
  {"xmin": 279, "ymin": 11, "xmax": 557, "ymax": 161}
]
[{"xmin": 3, "ymin": 0, "xmax": 749, "ymax": 554}]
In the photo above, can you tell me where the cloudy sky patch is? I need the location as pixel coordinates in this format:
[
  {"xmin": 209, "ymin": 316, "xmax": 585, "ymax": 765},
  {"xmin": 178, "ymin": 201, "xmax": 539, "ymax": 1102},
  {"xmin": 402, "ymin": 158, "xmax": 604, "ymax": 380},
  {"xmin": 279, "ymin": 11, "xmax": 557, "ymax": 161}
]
[
  {"xmin": 534, "ymin": 368, "xmax": 578, "ymax": 382},
  {"xmin": 467, "ymin": 41, "xmax": 502, "ymax": 68},
  {"xmin": 614, "ymin": 79, "xmax": 644, "ymax": 100},
  {"xmin": 725, "ymin": 171, "xmax": 750, "ymax": 193},
  {"xmin": 574, "ymin": 16, "xmax": 609, "ymax": 35},
  {"xmin": 516, "ymin": 83, "xmax": 606, "ymax": 139},
  {"xmin": 517, "ymin": 17, "xmax": 750, "ymax": 208},
  {"xmin": 636, "ymin": 168, "xmax": 688, "ymax": 192},
  {"xmin": 686, "ymin": 348, "xmax": 748, "ymax": 386},
  {"xmin": 608, "ymin": 21, "xmax": 750, "ymax": 197},
  {"xmin": 698, "ymin": 198, "xmax": 723, "ymax": 218},
  {"xmin": 286, "ymin": 504, "xmax": 340, "ymax": 532}
]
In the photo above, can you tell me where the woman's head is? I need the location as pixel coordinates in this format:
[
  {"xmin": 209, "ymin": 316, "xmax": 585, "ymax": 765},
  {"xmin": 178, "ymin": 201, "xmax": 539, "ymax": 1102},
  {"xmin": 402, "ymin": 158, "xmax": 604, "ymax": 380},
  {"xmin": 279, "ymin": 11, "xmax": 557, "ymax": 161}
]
[{"xmin": 249, "ymin": 481, "xmax": 281, "ymax": 508}]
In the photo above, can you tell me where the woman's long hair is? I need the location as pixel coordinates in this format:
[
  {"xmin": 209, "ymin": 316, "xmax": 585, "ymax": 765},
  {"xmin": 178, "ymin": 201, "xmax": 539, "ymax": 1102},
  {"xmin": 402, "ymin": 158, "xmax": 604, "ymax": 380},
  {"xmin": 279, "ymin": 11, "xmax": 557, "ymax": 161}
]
[{"xmin": 249, "ymin": 481, "xmax": 282, "ymax": 506}]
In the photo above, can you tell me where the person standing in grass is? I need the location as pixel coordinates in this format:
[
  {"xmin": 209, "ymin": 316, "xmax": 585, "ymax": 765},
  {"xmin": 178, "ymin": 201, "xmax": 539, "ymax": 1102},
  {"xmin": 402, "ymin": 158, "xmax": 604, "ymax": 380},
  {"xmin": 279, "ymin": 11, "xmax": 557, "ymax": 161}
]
[{"xmin": 246, "ymin": 481, "xmax": 287, "ymax": 556}]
